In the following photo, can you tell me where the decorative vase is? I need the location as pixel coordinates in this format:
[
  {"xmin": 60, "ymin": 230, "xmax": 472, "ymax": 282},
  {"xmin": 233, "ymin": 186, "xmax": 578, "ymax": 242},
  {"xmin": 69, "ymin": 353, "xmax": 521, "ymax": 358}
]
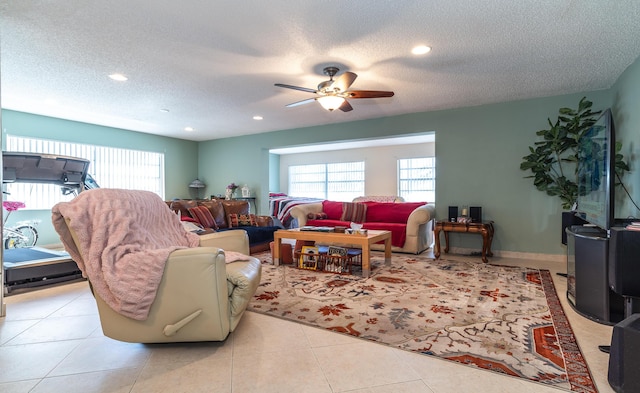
[{"xmin": 225, "ymin": 188, "xmax": 233, "ymax": 200}]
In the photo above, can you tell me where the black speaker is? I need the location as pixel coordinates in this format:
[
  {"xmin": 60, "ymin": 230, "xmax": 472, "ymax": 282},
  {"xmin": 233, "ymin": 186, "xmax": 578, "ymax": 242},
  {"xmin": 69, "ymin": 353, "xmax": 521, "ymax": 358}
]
[
  {"xmin": 469, "ymin": 206, "xmax": 482, "ymax": 223},
  {"xmin": 448, "ymin": 206, "xmax": 458, "ymax": 222},
  {"xmin": 609, "ymin": 228, "xmax": 640, "ymax": 298},
  {"xmin": 608, "ymin": 314, "xmax": 640, "ymax": 392}
]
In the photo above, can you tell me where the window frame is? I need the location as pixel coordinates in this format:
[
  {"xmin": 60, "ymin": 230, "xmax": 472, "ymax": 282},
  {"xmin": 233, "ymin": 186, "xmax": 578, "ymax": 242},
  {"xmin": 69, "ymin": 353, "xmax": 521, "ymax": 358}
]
[
  {"xmin": 397, "ymin": 157, "xmax": 436, "ymax": 202},
  {"xmin": 288, "ymin": 161, "xmax": 365, "ymax": 201}
]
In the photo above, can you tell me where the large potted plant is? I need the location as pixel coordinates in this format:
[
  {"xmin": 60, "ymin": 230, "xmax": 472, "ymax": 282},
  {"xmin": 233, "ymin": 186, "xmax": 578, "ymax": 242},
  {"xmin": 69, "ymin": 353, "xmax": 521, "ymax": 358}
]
[{"xmin": 520, "ymin": 97, "xmax": 629, "ymax": 210}]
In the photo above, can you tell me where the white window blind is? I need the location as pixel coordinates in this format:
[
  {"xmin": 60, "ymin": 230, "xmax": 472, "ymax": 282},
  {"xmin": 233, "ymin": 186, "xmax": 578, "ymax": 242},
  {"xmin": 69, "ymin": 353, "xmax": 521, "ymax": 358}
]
[
  {"xmin": 5, "ymin": 136, "xmax": 165, "ymax": 209},
  {"xmin": 398, "ymin": 157, "xmax": 435, "ymax": 202},
  {"xmin": 289, "ymin": 162, "xmax": 365, "ymax": 201}
]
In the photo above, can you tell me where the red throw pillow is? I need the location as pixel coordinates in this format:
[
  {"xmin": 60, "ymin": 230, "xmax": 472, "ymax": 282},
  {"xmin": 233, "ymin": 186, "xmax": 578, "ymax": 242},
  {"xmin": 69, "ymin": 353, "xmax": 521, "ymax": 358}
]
[
  {"xmin": 188, "ymin": 206, "xmax": 218, "ymax": 229},
  {"xmin": 322, "ymin": 200, "xmax": 344, "ymax": 220},
  {"xmin": 340, "ymin": 202, "xmax": 367, "ymax": 223},
  {"xmin": 228, "ymin": 213, "xmax": 258, "ymax": 227},
  {"xmin": 180, "ymin": 216, "xmax": 197, "ymax": 222}
]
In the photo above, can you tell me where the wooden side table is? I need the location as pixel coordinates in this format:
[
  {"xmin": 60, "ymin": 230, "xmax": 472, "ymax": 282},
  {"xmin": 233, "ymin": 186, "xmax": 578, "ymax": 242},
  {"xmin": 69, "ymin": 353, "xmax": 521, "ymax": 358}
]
[{"xmin": 434, "ymin": 221, "xmax": 495, "ymax": 263}]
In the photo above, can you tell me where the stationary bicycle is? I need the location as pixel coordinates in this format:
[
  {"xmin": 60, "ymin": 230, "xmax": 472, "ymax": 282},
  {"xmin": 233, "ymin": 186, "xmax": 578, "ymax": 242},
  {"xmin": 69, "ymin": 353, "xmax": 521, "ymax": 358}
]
[{"xmin": 2, "ymin": 201, "xmax": 39, "ymax": 249}]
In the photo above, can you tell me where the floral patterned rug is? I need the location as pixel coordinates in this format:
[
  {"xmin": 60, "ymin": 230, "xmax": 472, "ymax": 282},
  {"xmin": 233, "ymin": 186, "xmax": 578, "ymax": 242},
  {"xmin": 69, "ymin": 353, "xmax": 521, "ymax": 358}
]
[{"xmin": 248, "ymin": 252, "xmax": 597, "ymax": 393}]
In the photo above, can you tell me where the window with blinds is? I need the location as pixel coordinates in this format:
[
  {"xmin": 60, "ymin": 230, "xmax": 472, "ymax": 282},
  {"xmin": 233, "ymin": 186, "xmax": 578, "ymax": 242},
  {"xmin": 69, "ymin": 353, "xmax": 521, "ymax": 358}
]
[
  {"xmin": 5, "ymin": 136, "xmax": 165, "ymax": 209},
  {"xmin": 398, "ymin": 157, "xmax": 435, "ymax": 202},
  {"xmin": 289, "ymin": 162, "xmax": 365, "ymax": 201}
]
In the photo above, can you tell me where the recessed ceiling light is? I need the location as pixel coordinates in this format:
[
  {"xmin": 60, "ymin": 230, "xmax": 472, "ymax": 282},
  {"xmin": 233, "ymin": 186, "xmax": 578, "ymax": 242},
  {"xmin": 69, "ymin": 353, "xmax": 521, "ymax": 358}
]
[
  {"xmin": 253, "ymin": 115, "xmax": 263, "ymax": 120},
  {"xmin": 411, "ymin": 45, "xmax": 431, "ymax": 55},
  {"xmin": 108, "ymin": 73, "xmax": 128, "ymax": 81},
  {"xmin": 184, "ymin": 127, "xmax": 194, "ymax": 132},
  {"xmin": 160, "ymin": 108, "xmax": 170, "ymax": 113}
]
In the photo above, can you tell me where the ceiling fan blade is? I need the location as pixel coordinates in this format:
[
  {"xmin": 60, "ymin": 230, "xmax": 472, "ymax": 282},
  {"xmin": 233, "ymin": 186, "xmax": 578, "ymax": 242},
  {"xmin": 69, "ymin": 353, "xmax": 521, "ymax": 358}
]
[
  {"xmin": 285, "ymin": 98, "xmax": 317, "ymax": 107},
  {"xmin": 274, "ymin": 83, "xmax": 317, "ymax": 94},
  {"xmin": 338, "ymin": 100, "xmax": 353, "ymax": 112},
  {"xmin": 347, "ymin": 90, "xmax": 395, "ymax": 98},
  {"xmin": 332, "ymin": 72, "xmax": 357, "ymax": 92}
]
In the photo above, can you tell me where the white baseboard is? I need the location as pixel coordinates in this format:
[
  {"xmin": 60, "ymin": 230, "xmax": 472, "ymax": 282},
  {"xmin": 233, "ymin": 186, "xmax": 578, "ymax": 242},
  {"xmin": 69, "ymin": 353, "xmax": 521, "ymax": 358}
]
[{"xmin": 448, "ymin": 247, "xmax": 565, "ymax": 263}]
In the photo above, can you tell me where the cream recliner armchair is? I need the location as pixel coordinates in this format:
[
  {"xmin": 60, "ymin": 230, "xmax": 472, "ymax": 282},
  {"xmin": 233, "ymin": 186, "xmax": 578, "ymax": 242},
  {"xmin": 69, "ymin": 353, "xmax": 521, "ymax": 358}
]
[
  {"xmin": 52, "ymin": 189, "xmax": 261, "ymax": 343},
  {"xmin": 90, "ymin": 230, "xmax": 260, "ymax": 343}
]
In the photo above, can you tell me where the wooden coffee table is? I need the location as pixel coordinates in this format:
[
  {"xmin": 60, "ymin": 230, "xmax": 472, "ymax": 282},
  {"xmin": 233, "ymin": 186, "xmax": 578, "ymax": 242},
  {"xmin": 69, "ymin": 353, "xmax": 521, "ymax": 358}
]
[{"xmin": 273, "ymin": 228, "xmax": 392, "ymax": 278}]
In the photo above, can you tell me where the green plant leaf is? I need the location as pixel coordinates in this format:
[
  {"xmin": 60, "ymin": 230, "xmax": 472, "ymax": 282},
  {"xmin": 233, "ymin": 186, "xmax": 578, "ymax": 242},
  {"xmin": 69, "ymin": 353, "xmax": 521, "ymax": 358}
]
[{"xmin": 520, "ymin": 97, "xmax": 628, "ymax": 210}]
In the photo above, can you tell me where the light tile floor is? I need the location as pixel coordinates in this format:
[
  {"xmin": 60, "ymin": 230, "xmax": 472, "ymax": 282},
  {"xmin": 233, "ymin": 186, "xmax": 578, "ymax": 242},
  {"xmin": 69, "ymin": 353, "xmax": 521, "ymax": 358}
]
[{"xmin": 0, "ymin": 251, "xmax": 616, "ymax": 393}]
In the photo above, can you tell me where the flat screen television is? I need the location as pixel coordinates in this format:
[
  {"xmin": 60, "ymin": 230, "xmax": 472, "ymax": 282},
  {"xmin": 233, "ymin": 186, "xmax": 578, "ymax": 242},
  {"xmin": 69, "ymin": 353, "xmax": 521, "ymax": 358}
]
[{"xmin": 575, "ymin": 108, "xmax": 615, "ymax": 232}]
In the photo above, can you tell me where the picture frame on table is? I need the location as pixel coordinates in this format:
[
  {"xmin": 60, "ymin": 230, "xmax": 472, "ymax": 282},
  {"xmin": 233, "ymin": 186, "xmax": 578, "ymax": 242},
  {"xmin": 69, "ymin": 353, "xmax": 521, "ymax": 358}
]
[{"xmin": 299, "ymin": 245, "xmax": 319, "ymax": 270}]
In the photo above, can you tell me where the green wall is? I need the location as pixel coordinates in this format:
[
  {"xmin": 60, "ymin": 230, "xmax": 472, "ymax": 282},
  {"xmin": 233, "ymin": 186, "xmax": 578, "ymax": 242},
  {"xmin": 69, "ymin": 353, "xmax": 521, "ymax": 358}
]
[
  {"xmin": 1, "ymin": 110, "xmax": 199, "ymax": 244},
  {"xmin": 200, "ymin": 91, "xmax": 613, "ymax": 256}
]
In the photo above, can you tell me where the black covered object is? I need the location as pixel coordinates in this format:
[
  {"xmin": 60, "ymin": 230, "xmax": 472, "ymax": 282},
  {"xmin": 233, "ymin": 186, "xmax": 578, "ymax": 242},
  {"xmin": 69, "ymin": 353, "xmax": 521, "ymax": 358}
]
[
  {"xmin": 609, "ymin": 227, "xmax": 640, "ymax": 298},
  {"xmin": 470, "ymin": 206, "xmax": 482, "ymax": 223},
  {"xmin": 608, "ymin": 314, "xmax": 640, "ymax": 392},
  {"xmin": 219, "ymin": 226, "xmax": 280, "ymax": 247},
  {"xmin": 561, "ymin": 211, "xmax": 588, "ymax": 245},
  {"xmin": 566, "ymin": 225, "xmax": 624, "ymax": 324},
  {"xmin": 448, "ymin": 206, "xmax": 457, "ymax": 222}
]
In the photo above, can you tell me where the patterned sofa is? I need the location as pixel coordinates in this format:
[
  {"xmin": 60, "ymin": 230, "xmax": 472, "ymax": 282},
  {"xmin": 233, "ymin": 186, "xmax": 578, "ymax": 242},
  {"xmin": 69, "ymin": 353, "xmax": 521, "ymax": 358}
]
[
  {"xmin": 168, "ymin": 199, "xmax": 281, "ymax": 254},
  {"xmin": 289, "ymin": 199, "xmax": 435, "ymax": 254}
]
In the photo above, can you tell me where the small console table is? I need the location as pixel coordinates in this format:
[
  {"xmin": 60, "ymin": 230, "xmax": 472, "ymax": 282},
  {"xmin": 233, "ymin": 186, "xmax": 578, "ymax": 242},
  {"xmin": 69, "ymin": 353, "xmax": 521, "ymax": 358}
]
[
  {"xmin": 434, "ymin": 221, "xmax": 495, "ymax": 263},
  {"xmin": 234, "ymin": 197, "xmax": 257, "ymax": 213}
]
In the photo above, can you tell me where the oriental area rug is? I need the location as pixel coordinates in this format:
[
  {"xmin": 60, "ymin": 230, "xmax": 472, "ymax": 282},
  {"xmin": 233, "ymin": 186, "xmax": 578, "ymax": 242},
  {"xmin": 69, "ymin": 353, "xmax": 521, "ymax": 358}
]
[{"xmin": 248, "ymin": 252, "xmax": 597, "ymax": 393}]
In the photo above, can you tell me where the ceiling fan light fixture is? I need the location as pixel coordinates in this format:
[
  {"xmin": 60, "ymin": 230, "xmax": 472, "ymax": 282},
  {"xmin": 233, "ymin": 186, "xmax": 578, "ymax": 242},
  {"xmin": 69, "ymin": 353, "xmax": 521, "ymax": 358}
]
[
  {"xmin": 275, "ymin": 66, "xmax": 393, "ymax": 112},
  {"xmin": 318, "ymin": 95, "xmax": 345, "ymax": 111}
]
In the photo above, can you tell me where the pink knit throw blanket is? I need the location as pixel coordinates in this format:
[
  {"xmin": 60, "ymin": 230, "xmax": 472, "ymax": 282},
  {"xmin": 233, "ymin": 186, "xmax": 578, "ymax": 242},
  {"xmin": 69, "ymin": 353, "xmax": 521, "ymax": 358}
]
[{"xmin": 52, "ymin": 189, "xmax": 200, "ymax": 320}]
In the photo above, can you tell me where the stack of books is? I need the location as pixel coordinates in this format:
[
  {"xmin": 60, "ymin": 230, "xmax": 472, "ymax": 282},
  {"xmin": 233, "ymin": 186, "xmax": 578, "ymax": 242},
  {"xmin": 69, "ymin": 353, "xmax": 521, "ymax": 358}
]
[
  {"xmin": 300, "ymin": 226, "xmax": 334, "ymax": 232},
  {"xmin": 626, "ymin": 222, "xmax": 640, "ymax": 231}
]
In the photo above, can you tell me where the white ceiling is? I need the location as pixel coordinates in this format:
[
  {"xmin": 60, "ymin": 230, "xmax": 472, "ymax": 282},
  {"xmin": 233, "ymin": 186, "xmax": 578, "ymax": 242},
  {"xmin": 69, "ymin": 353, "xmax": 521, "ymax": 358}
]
[{"xmin": 2, "ymin": 1, "xmax": 640, "ymax": 142}]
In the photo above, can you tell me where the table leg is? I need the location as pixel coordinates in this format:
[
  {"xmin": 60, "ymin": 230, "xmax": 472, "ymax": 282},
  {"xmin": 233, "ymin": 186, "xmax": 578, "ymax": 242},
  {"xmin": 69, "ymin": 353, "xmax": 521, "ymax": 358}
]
[
  {"xmin": 384, "ymin": 236, "xmax": 392, "ymax": 266},
  {"xmin": 434, "ymin": 226, "xmax": 442, "ymax": 259},
  {"xmin": 487, "ymin": 223, "xmax": 494, "ymax": 257},
  {"xmin": 273, "ymin": 235, "xmax": 281, "ymax": 266},
  {"xmin": 362, "ymin": 243, "xmax": 371, "ymax": 278},
  {"xmin": 443, "ymin": 231, "xmax": 450, "ymax": 253},
  {"xmin": 480, "ymin": 229, "xmax": 489, "ymax": 263}
]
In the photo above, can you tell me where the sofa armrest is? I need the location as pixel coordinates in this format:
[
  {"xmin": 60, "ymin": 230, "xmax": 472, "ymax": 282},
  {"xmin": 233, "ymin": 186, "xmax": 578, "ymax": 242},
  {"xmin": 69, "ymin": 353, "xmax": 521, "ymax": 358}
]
[
  {"xmin": 198, "ymin": 230, "xmax": 250, "ymax": 255},
  {"xmin": 225, "ymin": 257, "xmax": 262, "ymax": 327},
  {"xmin": 255, "ymin": 215, "xmax": 275, "ymax": 227},
  {"xmin": 405, "ymin": 203, "xmax": 436, "ymax": 235},
  {"xmin": 289, "ymin": 202, "xmax": 323, "ymax": 227}
]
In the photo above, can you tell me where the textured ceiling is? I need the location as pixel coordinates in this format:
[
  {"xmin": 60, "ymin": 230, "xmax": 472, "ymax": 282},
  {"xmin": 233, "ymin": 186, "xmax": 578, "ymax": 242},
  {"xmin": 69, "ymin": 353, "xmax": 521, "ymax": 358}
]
[{"xmin": 2, "ymin": 1, "xmax": 640, "ymax": 142}]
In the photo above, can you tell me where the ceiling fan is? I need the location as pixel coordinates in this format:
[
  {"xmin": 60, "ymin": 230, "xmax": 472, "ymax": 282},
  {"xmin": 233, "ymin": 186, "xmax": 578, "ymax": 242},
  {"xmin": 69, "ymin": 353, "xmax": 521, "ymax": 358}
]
[{"xmin": 274, "ymin": 66, "xmax": 394, "ymax": 112}]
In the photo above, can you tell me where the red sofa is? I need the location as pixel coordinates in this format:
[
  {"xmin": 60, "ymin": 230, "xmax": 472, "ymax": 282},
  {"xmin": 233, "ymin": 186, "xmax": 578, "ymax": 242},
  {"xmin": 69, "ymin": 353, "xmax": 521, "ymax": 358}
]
[{"xmin": 289, "ymin": 200, "xmax": 435, "ymax": 254}]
